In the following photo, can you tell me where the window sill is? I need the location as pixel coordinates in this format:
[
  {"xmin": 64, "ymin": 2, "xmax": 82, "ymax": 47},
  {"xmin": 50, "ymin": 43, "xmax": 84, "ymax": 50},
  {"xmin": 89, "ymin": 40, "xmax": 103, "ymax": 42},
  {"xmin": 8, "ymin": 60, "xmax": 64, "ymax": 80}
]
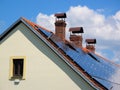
[{"xmin": 9, "ymin": 76, "xmax": 25, "ymax": 80}]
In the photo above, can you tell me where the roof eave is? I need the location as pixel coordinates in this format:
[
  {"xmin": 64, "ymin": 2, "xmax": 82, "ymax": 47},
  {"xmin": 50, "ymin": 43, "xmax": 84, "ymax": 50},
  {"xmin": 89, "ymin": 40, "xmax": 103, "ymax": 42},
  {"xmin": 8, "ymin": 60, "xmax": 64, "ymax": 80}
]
[{"xmin": 0, "ymin": 17, "xmax": 25, "ymax": 41}]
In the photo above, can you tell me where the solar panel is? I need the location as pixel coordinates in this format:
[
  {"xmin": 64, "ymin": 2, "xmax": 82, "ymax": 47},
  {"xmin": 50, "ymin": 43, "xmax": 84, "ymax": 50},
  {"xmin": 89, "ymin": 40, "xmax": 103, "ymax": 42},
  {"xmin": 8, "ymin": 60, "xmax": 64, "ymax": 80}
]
[
  {"xmin": 38, "ymin": 28, "xmax": 53, "ymax": 37},
  {"xmin": 53, "ymin": 40, "xmax": 120, "ymax": 89},
  {"xmin": 38, "ymin": 28, "xmax": 120, "ymax": 89}
]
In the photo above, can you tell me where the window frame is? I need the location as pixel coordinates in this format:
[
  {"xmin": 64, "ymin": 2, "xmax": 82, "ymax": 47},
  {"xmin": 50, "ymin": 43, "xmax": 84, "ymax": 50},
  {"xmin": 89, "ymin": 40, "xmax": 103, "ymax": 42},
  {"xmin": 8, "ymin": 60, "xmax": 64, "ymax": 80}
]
[{"xmin": 9, "ymin": 56, "xmax": 26, "ymax": 80}]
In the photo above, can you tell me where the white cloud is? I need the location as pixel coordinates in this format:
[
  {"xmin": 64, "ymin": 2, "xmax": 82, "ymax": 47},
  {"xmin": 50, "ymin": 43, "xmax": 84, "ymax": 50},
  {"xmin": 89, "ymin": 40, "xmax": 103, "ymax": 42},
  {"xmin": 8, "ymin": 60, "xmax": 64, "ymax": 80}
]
[
  {"xmin": 36, "ymin": 13, "xmax": 55, "ymax": 32},
  {"xmin": 36, "ymin": 5, "xmax": 120, "ymax": 63},
  {"xmin": 112, "ymin": 51, "xmax": 120, "ymax": 64},
  {"xmin": 110, "ymin": 68, "xmax": 120, "ymax": 90}
]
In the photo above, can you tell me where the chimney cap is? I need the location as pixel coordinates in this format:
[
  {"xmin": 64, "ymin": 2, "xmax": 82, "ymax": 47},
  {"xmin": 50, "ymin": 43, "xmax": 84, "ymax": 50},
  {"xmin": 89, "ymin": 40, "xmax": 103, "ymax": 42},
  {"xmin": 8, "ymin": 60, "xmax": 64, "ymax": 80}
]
[
  {"xmin": 55, "ymin": 13, "xmax": 66, "ymax": 18},
  {"xmin": 86, "ymin": 39, "xmax": 96, "ymax": 44},
  {"xmin": 69, "ymin": 27, "xmax": 84, "ymax": 33}
]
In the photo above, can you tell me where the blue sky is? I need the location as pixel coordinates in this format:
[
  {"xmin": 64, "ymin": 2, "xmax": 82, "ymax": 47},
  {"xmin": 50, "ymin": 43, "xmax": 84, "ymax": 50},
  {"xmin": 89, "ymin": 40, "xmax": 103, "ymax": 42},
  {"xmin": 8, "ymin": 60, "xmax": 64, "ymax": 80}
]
[
  {"xmin": 0, "ymin": 0, "xmax": 120, "ymax": 34},
  {"xmin": 0, "ymin": 0, "xmax": 120, "ymax": 63}
]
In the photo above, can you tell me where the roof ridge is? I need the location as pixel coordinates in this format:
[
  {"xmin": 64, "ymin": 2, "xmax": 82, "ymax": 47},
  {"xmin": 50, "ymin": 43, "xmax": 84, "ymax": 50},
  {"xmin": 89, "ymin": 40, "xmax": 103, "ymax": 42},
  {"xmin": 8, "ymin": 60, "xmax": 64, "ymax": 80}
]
[
  {"xmin": 82, "ymin": 47, "xmax": 120, "ymax": 68},
  {"xmin": 95, "ymin": 53, "xmax": 120, "ymax": 68},
  {"xmin": 22, "ymin": 17, "xmax": 52, "ymax": 33}
]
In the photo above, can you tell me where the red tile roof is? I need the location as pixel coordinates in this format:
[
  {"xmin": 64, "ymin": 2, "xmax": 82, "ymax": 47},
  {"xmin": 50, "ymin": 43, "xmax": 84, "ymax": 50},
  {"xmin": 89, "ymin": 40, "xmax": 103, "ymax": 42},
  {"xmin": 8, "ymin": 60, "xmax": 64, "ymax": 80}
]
[
  {"xmin": 22, "ymin": 17, "xmax": 51, "ymax": 33},
  {"xmin": 22, "ymin": 18, "xmax": 107, "ymax": 90},
  {"xmin": 1, "ymin": 17, "xmax": 120, "ymax": 90}
]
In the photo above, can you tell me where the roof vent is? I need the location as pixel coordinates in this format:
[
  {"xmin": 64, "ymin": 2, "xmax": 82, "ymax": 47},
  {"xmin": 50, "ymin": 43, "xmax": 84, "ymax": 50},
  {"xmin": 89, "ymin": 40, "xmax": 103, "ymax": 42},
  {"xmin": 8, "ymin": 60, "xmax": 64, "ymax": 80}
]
[
  {"xmin": 54, "ymin": 13, "xmax": 67, "ymax": 41},
  {"xmin": 86, "ymin": 39, "xmax": 96, "ymax": 52},
  {"xmin": 69, "ymin": 27, "xmax": 84, "ymax": 47}
]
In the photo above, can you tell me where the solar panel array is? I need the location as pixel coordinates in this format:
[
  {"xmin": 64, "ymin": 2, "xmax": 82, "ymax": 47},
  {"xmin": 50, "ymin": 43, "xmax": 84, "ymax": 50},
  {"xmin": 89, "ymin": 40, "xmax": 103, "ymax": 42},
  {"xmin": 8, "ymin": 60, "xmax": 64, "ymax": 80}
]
[{"xmin": 39, "ymin": 28, "xmax": 120, "ymax": 90}]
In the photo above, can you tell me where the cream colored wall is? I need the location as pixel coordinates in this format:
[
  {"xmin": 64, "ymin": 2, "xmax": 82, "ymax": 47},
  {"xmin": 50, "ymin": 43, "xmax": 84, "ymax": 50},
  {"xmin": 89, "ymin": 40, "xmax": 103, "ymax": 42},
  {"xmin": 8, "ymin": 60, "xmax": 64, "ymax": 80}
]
[{"xmin": 0, "ymin": 23, "xmax": 95, "ymax": 90}]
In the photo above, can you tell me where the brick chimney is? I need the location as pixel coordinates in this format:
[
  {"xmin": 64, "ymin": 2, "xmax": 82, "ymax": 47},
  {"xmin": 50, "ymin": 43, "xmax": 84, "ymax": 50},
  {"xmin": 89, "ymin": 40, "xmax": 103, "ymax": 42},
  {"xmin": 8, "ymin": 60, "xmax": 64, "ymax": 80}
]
[
  {"xmin": 86, "ymin": 39, "xmax": 96, "ymax": 52},
  {"xmin": 54, "ymin": 13, "xmax": 67, "ymax": 41},
  {"xmin": 69, "ymin": 27, "xmax": 84, "ymax": 47}
]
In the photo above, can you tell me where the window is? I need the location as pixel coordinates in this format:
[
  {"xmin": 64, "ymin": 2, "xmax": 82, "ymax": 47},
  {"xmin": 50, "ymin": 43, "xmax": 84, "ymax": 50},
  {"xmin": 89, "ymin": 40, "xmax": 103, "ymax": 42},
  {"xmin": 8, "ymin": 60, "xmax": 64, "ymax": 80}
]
[
  {"xmin": 9, "ymin": 56, "xmax": 26, "ymax": 79},
  {"xmin": 13, "ymin": 59, "xmax": 23, "ymax": 77}
]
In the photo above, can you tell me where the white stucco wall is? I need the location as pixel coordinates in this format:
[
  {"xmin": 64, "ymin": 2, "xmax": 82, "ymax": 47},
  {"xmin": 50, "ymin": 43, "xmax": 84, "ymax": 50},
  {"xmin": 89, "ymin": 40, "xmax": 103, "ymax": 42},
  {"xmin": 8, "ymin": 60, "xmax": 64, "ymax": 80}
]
[{"xmin": 0, "ymin": 23, "xmax": 95, "ymax": 90}]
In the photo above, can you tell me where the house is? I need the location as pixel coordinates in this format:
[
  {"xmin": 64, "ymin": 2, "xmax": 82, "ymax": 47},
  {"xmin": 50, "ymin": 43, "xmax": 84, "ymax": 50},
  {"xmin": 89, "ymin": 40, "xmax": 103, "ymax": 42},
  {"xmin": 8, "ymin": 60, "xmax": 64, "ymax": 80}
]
[{"xmin": 0, "ymin": 13, "xmax": 120, "ymax": 90}]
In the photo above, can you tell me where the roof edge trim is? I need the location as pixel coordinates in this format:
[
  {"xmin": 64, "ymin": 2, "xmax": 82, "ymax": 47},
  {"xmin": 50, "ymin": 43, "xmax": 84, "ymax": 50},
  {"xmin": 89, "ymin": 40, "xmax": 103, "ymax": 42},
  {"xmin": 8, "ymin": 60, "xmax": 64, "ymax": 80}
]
[
  {"xmin": 31, "ymin": 30, "xmax": 100, "ymax": 89},
  {"xmin": 0, "ymin": 17, "xmax": 25, "ymax": 41}
]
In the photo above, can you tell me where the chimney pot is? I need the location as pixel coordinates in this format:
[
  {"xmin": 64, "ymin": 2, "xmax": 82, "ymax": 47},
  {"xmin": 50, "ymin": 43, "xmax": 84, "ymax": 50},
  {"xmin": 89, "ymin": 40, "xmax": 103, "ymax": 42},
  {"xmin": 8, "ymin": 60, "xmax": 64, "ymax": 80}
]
[
  {"xmin": 86, "ymin": 39, "xmax": 96, "ymax": 44},
  {"xmin": 55, "ymin": 13, "xmax": 66, "ymax": 18},
  {"xmin": 86, "ymin": 39, "xmax": 96, "ymax": 52},
  {"xmin": 69, "ymin": 27, "xmax": 84, "ymax": 47},
  {"xmin": 69, "ymin": 27, "xmax": 84, "ymax": 33}
]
